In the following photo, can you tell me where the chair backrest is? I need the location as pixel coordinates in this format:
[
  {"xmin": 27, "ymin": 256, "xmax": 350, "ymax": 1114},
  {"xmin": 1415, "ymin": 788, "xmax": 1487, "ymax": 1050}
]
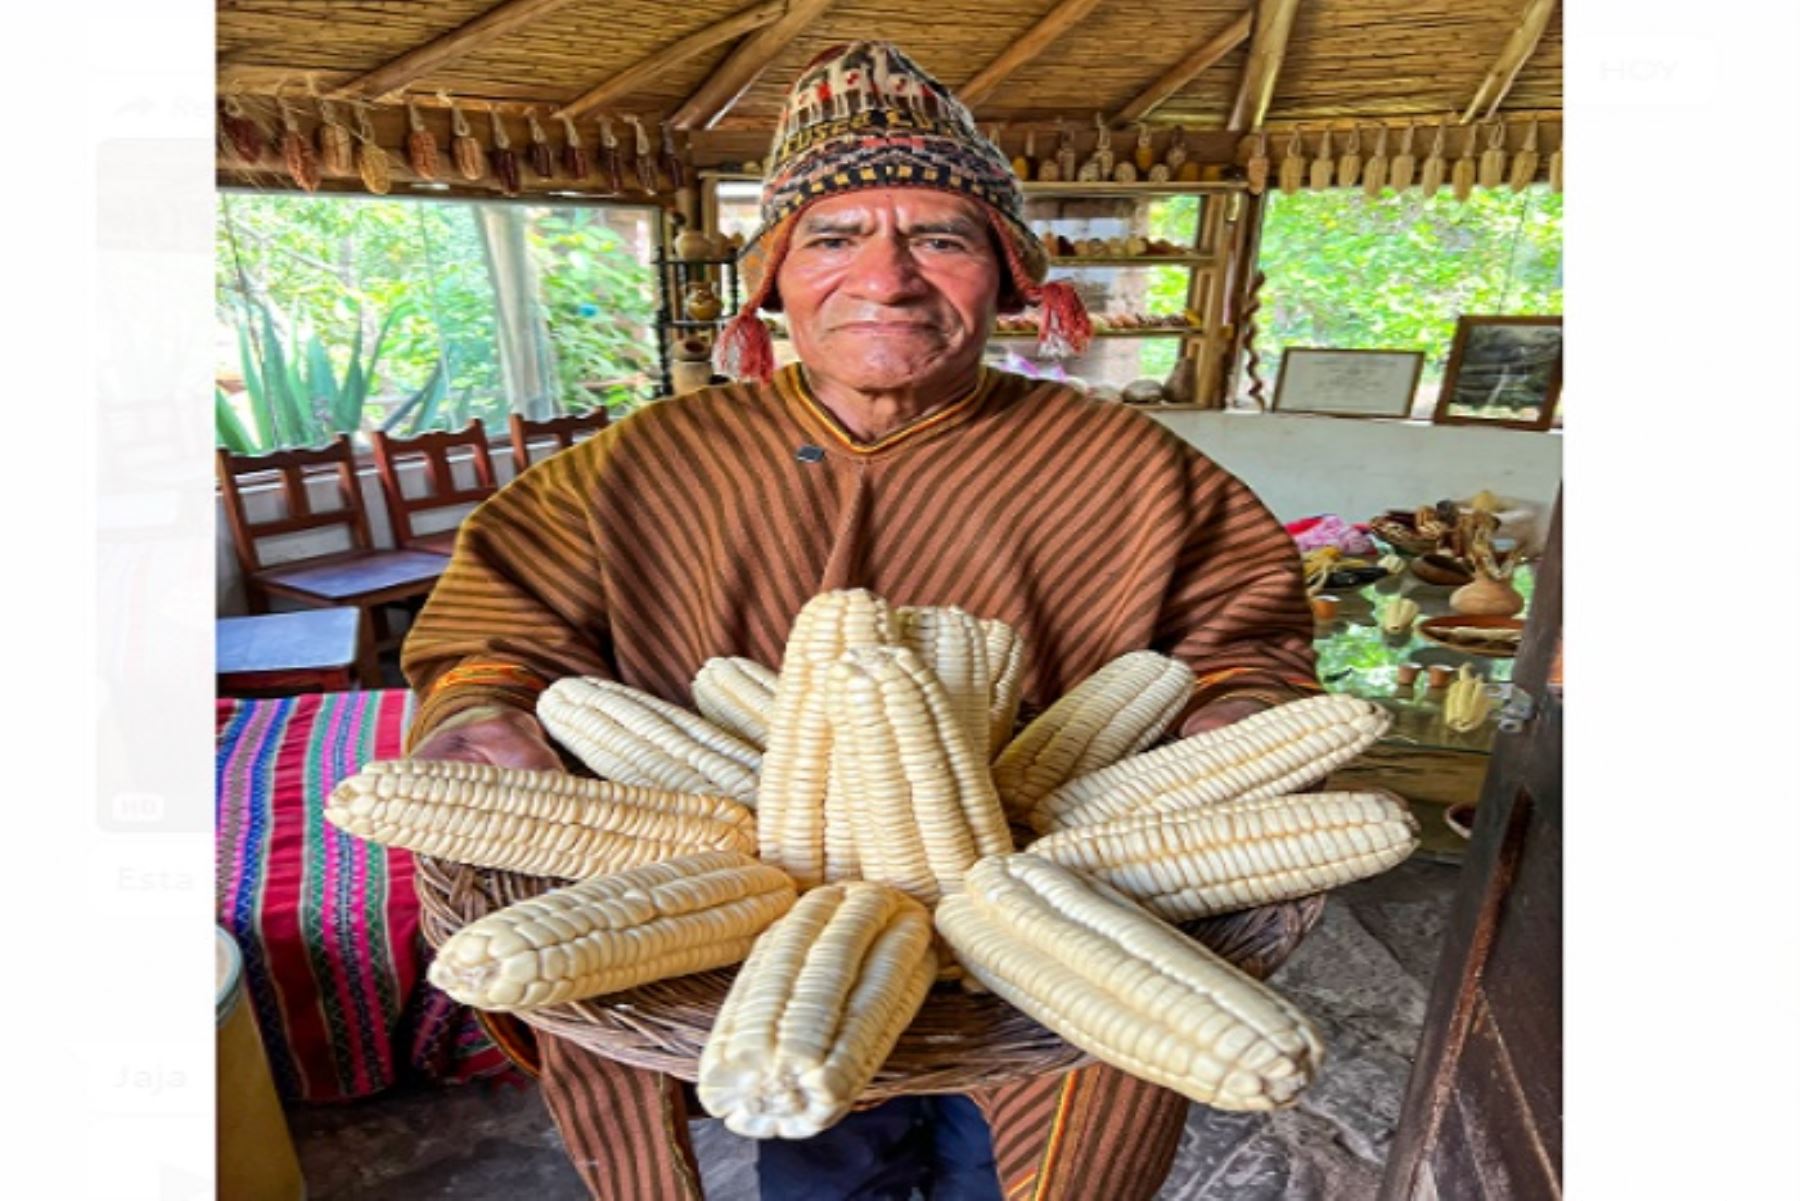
[
  {"xmin": 368, "ymin": 420, "xmax": 499, "ymax": 547},
  {"xmin": 508, "ymin": 407, "xmax": 610, "ymax": 477},
  {"xmin": 215, "ymin": 435, "xmax": 374, "ymax": 578}
]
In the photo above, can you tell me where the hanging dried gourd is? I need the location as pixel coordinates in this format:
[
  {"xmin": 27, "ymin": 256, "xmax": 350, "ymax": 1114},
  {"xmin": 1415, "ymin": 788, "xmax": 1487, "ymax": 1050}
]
[
  {"xmin": 352, "ymin": 104, "xmax": 392, "ymax": 195},
  {"xmin": 1011, "ymin": 129, "xmax": 1036, "ymax": 179},
  {"xmin": 489, "ymin": 109, "xmax": 521, "ymax": 196},
  {"xmin": 1133, "ymin": 124, "xmax": 1157, "ymax": 172},
  {"xmin": 1547, "ymin": 134, "xmax": 1562, "ymax": 192},
  {"xmin": 219, "ymin": 94, "xmax": 265, "ymax": 165},
  {"xmin": 626, "ymin": 115, "xmax": 658, "ymax": 192},
  {"xmin": 1388, "ymin": 122, "xmax": 1417, "ymax": 192},
  {"xmin": 559, "ymin": 114, "xmax": 590, "ymax": 181},
  {"xmin": 1419, "ymin": 120, "xmax": 1448, "ymax": 198},
  {"xmin": 1478, "ymin": 121, "xmax": 1508, "ymax": 189},
  {"xmin": 1245, "ymin": 130, "xmax": 1270, "ymax": 195},
  {"xmin": 404, "ymin": 100, "xmax": 440, "ymax": 180},
  {"xmin": 1451, "ymin": 125, "xmax": 1477, "ymax": 201},
  {"xmin": 660, "ymin": 122, "xmax": 686, "ymax": 191},
  {"xmin": 1309, "ymin": 129, "xmax": 1334, "ymax": 189},
  {"xmin": 1278, "ymin": 129, "xmax": 1306, "ymax": 194},
  {"xmin": 526, "ymin": 111, "xmax": 555, "ymax": 180},
  {"xmin": 447, "ymin": 96, "xmax": 484, "ymax": 181},
  {"xmin": 1509, "ymin": 119, "xmax": 1541, "ymax": 191},
  {"xmin": 598, "ymin": 116, "xmax": 624, "ymax": 193},
  {"xmin": 1054, "ymin": 120, "xmax": 1078, "ymax": 181},
  {"xmin": 1164, "ymin": 125, "xmax": 1192, "ymax": 180},
  {"xmin": 1362, "ymin": 125, "xmax": 1389, "ymax": 197},
  {"xmin": 316, "ymin": 97, "xmax": 354, "ymax": 176},
  {"xmin": 1335, "ymin": 127, "xmax": 1362, "ymax": 189},
  {"xmin": 277, "ymin": 94, "xmax": 320, "ymax": 192}
]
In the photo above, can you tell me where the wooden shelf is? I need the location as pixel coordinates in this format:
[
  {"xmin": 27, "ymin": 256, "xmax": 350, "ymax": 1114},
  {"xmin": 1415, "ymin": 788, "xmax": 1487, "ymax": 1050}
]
[{"xmin": 1048, "ymin": 255, "xmax": 1216, "ymax": 267}]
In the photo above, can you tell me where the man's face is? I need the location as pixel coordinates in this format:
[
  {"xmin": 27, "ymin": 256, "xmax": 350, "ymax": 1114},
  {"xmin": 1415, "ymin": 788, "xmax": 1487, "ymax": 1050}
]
[{"xmin": 775, "ymin": 188, "xmax": 1003, "ymax": 397}]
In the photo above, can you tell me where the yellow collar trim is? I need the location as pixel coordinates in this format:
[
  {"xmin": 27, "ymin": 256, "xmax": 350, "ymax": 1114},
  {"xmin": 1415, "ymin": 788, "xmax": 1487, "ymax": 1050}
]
[{"xmin": 781, "ymin": 365, "xmax": 995, "ymax": 455}]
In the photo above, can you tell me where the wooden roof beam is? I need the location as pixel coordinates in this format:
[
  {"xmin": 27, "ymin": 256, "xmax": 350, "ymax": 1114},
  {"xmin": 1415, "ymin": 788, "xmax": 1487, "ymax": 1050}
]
[
  {"xmin": 1110, "ymin": 9, "xmax": 1253, "ymax": 126},
  {"xmin": 331, "ymin": 0, "xmax": 584, "ymax": 101},
  {"xmin": 957, "ymin": 0, "xmax": 1106, "ymax": 111},
  {"xmin": 1460, "ymin": 0, "xmax": 1558, "ymax": 123},
  {"xmin": 667, "ymin": 0, "xmax": 839, "ymax": 131},
  {"xmin": 552, "ymin": 0, "xmax": 786, "ymax": 121},
  {"xmin": 1226, "ymin": 0, "xmax": 1302, "ymax": 133}
]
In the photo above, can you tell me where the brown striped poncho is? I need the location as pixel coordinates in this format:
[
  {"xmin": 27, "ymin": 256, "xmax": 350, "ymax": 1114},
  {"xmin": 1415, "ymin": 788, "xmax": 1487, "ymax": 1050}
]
[{"xmin": 401, "ymin": 363, "xmax": 1321, "ymax": 1200}]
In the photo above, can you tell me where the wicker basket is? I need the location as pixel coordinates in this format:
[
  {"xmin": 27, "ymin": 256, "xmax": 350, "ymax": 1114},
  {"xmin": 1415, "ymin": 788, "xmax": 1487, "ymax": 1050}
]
[{"xmin": 415, "ymin": 855, "xmax": 1326, "ymax": 1103}]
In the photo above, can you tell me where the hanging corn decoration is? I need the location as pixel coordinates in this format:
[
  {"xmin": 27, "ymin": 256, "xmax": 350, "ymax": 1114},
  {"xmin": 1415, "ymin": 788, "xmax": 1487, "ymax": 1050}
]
[
  {"xmin": 661, "ymin": 122, "xmax": 686, "ymax": 191},
  {"xmin": 1388, "ymin": 122, "xmax": 1417, "ymax": 192},
  {"xmin": 352, "ymin": 103, "xmax": 392, "ymax": 195},
  {"xmin": 1335, "ymin": 126, "xmax": 1362, "ymax": 190},
  {"xmin": 1132, "ymin": 123, "xmax": 1158, "ymax": 172},
  {"xmin": 627, "ymin": 115, "xmax": 658, "ymax": 192},
  {"xmin": 1418, "ymin": 120, "xmax": 1448, "ymax": 198},
  {"xmin": 1509, "ymin": 119, "xmax": 1541, "ymax": 191},
  {"xmin": 1278, "ymin": 130, "xmax": 1306, "ymax": 194},
  {"xmin": 277, "ymin": 95, "xmax": 321, "ymax": 192},
  {"xmin": 526, "ymin": 110, "xmax": 555, "ymax": 180},
  {"xmin": 1547, "ymin": 134, "xmax": 1562, "ymax": 192},
  {"xmin": 447, "ymin": 96, "xmax": 484, "ymax": 181},
  {"xmin": 1361, "ymin": 125, "xmax": 1389, "ymax": 197},
  {"xmin": 489, "ymin": 108, "xmax": 521, "ymax": 196},
  {"xmin": 1011, "ymin": 129, "xmax": 1036, "ymax": 179},
  {"xmin": 1478, "ymin": 121, "xmax": 1508, "ymax": 189},
  {"xmin": 1055, "ymin": 119, "xmax": 1079, "ymax": 182},
  {"xmin": 1309, "ymin": 128, "xmax": 1334, "ymax": 189},
  {"xmin": 1164, "ymin": 125, "xmax": 1190, "ymax": 180},
  {"xmin": 1451, "ymin": 125, "xmax": 1477, "ymax": 202},
  {"xmin": 599, "ymin": 116, "xmax": 624, "ymax": 193},
  {"xmin": 316, "ymin": 97, "xmax": 354, "ymax": 175},
  {"xmin": 404, "ymin": 100, "xmax": 440, "ymax": 180},
  {"xmin": 1245, "ymin": 130, "xmax": 1270, "ymax": 195},
  {"xmin": 556, "ymin": 115, "xmax": 590, "ymax": 181},
  {"xmin": 219, "ymin": 94, "xmax": 265, "ymax": 165}
]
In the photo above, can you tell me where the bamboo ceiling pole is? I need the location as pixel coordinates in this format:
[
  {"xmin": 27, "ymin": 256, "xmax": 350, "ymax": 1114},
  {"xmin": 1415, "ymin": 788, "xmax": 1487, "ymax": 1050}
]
[
  {"xmin": 1459, "ymin": 0, "xmax": 1558, "ymax": 124},
  {"xmin": 667, "ymin": 0, "xmax": 839, "ymax": 130},
  {"xmin": 553, "ymin": 0, "xmax": 786, "ymax": 121},
  {"xmin": 1225, "ymin": 0, "xmax": 1302, "ymax": 133},
  {"xmin": 957, "ymin": 0, "xmax": 1106, "ymax": 110},
  {"xmin": 1111, "ymin": 9, "xmax": 1253, "ymax": 126},
  {"xmin": 332, "ymin": 0, "xmax": 584, "ymax": 101}
]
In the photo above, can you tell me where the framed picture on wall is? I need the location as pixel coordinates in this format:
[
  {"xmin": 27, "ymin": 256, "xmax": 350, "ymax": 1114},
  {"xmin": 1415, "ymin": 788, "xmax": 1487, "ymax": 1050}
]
[
  {"xmin": 1270, "ymin": 348, "xmax": 1425, "ymax": 418},
  {"xmin": 1433, "ymin": 315, "xmax": 1563, "ymax": 430}
]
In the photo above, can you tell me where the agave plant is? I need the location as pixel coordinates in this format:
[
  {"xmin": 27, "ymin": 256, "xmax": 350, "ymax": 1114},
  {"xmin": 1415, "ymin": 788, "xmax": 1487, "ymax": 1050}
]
[{"xmin": 221, "ymin": 298, "xmax": 414, "ymax": 451}]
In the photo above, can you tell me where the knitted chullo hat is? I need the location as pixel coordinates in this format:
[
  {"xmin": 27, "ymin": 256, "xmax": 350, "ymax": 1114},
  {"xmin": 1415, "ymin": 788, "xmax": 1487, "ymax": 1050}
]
[{"xmin": 713, "ymin": 41, "xmax": 1092, "ymax": 381}]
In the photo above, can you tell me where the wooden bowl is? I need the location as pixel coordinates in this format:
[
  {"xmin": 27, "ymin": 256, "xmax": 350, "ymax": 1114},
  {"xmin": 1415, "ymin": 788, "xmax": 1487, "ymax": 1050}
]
[
  {"xmin": 1416, "ymin": 614, "xmax": 1525, "ymax": 658},
  {"xmin": 1410, "ymin": 553, "xmax": 1474, "ymax": 587}
]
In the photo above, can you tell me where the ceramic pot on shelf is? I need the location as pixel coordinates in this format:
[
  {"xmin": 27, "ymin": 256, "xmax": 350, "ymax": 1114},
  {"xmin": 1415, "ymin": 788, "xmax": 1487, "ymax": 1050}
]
[
  {"xmin": 683, "ymin": 282, "xmax": 723, "ymax": 322},
  {"xmin": 674, "ymin": 226, "xmax": 713, "ymax": 262}
]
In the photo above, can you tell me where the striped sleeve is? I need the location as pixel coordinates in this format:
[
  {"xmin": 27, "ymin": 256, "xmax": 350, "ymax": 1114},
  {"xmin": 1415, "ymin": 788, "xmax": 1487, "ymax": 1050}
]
[
  {"xmin": 399, "ymin": 441, "xmax": 616, "ymax": 742},
  {"xmin": 1153, "ymin": 448, "xmax": 1321, "ymax": 717}
]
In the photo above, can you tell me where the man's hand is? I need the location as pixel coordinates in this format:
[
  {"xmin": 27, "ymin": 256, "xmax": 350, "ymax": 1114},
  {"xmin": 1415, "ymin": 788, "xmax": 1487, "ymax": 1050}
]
[
  {"xmin": 409, "ymin": 705, "xmax": 563, "ymax": 772},
  {"xmin": 1179, "ymin": 695, "xmax": 1274, "ymax": 738}
]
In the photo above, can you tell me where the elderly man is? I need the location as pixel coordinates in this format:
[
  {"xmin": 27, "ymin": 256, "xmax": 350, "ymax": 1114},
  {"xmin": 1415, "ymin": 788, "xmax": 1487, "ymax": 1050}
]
[{"xmin": 403, "ymin": 41, "xmax": 1319, "ymax": 1201}]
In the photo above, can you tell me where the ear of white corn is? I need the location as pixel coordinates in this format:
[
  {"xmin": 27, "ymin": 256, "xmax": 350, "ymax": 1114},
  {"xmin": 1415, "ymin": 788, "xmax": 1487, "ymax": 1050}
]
[
  {"xmin": 1029, "ymin": 693, "xmax": 1391, "ymax": 834},
  {"xmin": 895, "ymin": 605, "xmax": 994, "ymax": 766},
  {"xmin": 326, "ymin": 759, "xmax": 755, "ymax": 878},
  {"xmin": 1443, "ymin": 666, "xmax": 1493, "ymax": 732},
  {"xmin": 759, "ymin": 590, "xmax": 900, "ymax": 887},
  {"xmin": 992, "ymin": 650, "xmax": 1195, "ymax": 821},
  {"xmin": 427, "ymin": 850, "xmax": 795, "ymax": 1011},
  {"xmin": 981, "ymin": 616, "xmax": 1026, "ymax": 758},
  {"xmin": 698, "ymin": 881, "xmax": 938, "ymax": 1138},
  {"xmin": 935, "ymin": 854, "xmax": 1324, "ymax": 1111},
  {"xmin": 539, "ymin": 677, "xmax": 762, "ymax": 804},
  {"xmin": 826, "ymin": 646, "xmax": 1013, "ymax": 907},
  {"xmin": 1380, "ymin": 597, "xmax": 1419, "ymax": 635},
  {"xmin": 693, "ymin": 657, "xmax": 779, "ymax": 750},
  {"xmin": 1029, "ymin": 791, "xmax": 1419, "ymax": 921}
]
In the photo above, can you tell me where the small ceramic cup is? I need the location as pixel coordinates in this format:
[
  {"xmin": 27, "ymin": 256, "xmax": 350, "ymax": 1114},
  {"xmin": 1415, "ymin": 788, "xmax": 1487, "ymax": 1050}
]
[
  {"xmin": 1395, "ymin": 662, "xmax": 1422, "ymax": 687},
  {"xmin": 1426, "ymin": 664, "xmax": 1455, "ymax": 689},
  {"xmin": 1309, "ymin": 595, "xmax": 1340, "ymax": 622}
]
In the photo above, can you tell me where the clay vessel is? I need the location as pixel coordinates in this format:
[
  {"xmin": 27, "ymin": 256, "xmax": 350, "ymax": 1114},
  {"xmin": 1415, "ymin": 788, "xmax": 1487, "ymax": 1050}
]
[{"xmin": 1449, "ymin": 573, "xmax": 1525, "ymax": 617}]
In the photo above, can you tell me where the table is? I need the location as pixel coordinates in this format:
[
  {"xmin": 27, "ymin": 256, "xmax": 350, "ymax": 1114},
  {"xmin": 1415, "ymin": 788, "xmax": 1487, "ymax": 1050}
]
[
  {"xmin": 217, "ymin": 607, "xmax": 370, "ymax": 697},
  {"xmin": 1314, "ymin": 565, "xmax": 1534, "ymax": 861}
]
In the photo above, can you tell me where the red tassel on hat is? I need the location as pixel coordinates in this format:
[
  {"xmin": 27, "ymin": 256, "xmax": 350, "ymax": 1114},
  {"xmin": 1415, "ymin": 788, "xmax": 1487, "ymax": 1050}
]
[
  {"xmin": 713, "ymin": 310, "xmax": 776, "ymax": 382},
  {"xmin": 1033, "ymin": 278, "xmax": 1092, "ymax": 359}
]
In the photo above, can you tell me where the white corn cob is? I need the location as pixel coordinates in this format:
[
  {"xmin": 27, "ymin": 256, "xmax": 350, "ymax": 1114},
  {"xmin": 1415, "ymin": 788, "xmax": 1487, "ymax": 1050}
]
[
  {"xmin": 693, "ymin": 657, "xmax": 779, "ymax": 750},
  {"xmin": 760, "ymin": 590, "xmax": 900, "ymax": 887},
  {"xmin": 1029, "ymin": 791, "xmax": 1419, "ymax": 921},
  {"xmin": 1030, "ymin": 693, "xmax": 1392, "ymax": 834},
  {"xmin": 1443, "ymin": 666, "xmax": 1493, "ymax": 732},
  {"xmin": 895, "ymin": 605, "xmax": 993, "ymax": 765},
  {"xmin": 936, "ymin": 854, "xmax": 1324, "ymax": 1111},
  {"xmin": 538, "ymin": 676, "xmax": 761, "ymax": 804},
  {"xmin": 826, "ymin": 646, "xmax": 1013, "ymax": 906},
  {"xmin": 1380, "ymin": 597, "xmax": 1420, "ymax": 635},
  {"xmin": 428, "ymin": 850, "xmax": 795, "ymax": 1011},
  {"xmin": 325, "ymin": 759, "xmax": 755, "ymax": 878},
  {"xmin": 981, "ymin": 616, "xmax": 1025, "ymax": 757},
  {"xmin": 699, "ymin": 881, "xmax": 937, "ymax": 1138},
  {"xmin": 992, "ymin": 651, "xmax": 1194, "ymax": 821}
]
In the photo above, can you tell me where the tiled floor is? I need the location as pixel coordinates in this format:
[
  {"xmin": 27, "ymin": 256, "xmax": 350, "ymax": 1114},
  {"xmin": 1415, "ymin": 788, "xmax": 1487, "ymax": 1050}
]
[{"xmin": 285, "ymin": 857, "xmax": 1461, "ymax": 1200}]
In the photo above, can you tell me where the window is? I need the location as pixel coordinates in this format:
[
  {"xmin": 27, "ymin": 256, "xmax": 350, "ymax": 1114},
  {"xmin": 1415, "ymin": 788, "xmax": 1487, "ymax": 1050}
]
[
  {"xmin": 1250, "ymin": 187, "xmax": 1562, "ymax": 420},
  {"xmin": 215, "ymin": 191, "xmax": 660, "ymax": 453}
]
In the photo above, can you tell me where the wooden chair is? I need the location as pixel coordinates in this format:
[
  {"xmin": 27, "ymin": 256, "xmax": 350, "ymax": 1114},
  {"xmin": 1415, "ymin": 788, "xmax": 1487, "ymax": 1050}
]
[
  {"xmin": 215, "ymin": 435, "xmax": 448, "ymax": 686},
  {"xmin": 508, "ymin": 407, "xmax": 610, "ymax": 477},
  {"xmin": 368, "ymin": 421, "xmax": 499, "ymax": 557}
]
